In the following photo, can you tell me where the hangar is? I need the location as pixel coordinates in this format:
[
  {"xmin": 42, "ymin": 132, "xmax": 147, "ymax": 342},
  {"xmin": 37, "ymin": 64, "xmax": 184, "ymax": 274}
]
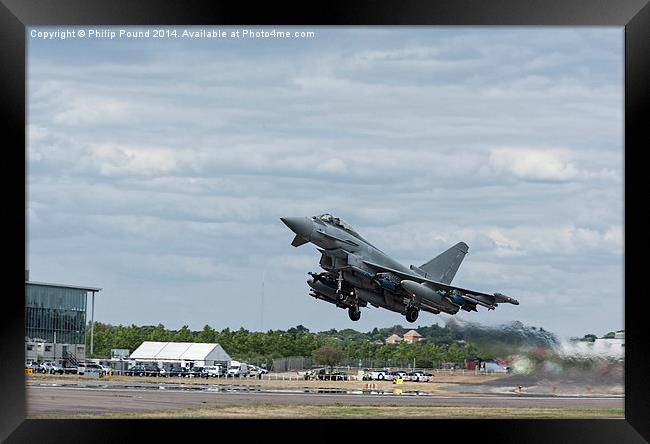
[{"xmin": 129, "ymin": 341, "xmax": 231, "ymax": 370}]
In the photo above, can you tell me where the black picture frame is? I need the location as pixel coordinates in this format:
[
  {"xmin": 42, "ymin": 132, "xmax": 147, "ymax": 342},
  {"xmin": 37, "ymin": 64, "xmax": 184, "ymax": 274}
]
[{"xmin": 2, "ymin": 0, "xmax": 647, "ymax": 441}]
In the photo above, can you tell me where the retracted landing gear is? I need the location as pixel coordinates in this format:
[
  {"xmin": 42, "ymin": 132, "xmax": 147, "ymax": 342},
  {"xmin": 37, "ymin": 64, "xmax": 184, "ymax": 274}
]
[
  {"xmin": 405, "ymin": 306, "xmax": 419, "ymax": 323},
  {"xmin": 348, "ymin": 306, "xmax": 361, "ymax": 321}
]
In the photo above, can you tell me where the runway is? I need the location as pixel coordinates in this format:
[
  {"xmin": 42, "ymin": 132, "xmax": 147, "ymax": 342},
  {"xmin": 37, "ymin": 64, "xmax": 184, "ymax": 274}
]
[{"xmin": 27, "ymin": 384, "xmax": 623, "ymax": 417}]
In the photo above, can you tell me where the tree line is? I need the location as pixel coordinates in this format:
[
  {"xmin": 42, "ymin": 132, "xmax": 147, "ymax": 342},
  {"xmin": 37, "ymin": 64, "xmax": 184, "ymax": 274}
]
[{"xmin": 86, "ymin": 320, "xmax": 557, "ymax": 370}]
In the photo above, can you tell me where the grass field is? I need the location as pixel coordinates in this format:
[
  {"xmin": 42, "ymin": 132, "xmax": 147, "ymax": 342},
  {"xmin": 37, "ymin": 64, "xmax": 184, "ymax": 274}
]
[{"xmin": 34, "ymin": 404, "xmax": 625, "ymax": 419}]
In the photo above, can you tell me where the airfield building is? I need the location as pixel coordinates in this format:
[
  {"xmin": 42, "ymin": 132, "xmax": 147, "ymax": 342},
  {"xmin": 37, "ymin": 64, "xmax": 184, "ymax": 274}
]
[
  {"xmin": 129, "ymin": 341, "xmax": 231, "ymax": 370},
  {"xmin": 25, "ymin": 270, "xmax": 101, "ymax": 366}
]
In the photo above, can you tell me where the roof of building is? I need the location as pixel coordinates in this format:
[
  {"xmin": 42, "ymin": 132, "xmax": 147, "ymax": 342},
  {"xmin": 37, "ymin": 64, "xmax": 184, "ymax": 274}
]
[
  {"xmin": 403, "ymin": 329, "xmax": 422, "ymax": 337},
  {"xmin": 385, "ymin": 334, "xmax": 402, "ymax": 342},
  {"xmin": 26, "ymin": 280, "xmax": 102, "ymax": 292},
  {"xmin": 130, "ymin": 341, "xmax": 231, "ymax": 362}
]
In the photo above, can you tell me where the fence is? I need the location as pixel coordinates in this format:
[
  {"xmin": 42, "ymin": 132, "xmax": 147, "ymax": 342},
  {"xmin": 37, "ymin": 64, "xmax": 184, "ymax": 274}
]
[
  {"xmin": 270, "ymin": 356, "xmax": 504, "ymax": 374},
  {"xmin": 271, "ymin": 356, "xmax": 314, "ymax": 372},
  {"xmin": 260, "ymin": 368, "xmax": 504, "ymax": 381},
  {"xmin": 261, "ymin": 373, "xmax": 308, "ymax": 381},
  {"xmin": 272, "ymin": 357, "xmax": 451, "ymax": 372}
]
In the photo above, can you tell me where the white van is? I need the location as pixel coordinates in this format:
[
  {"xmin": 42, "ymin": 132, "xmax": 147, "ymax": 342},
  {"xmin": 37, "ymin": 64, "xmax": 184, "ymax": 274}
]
[
  {"xmin": 227, "ymin": 361, "xmax": 249, "ymax": 377},
  {"xmin": 202, "ymin": 365, "xmax": 223, "ymax": 377}
]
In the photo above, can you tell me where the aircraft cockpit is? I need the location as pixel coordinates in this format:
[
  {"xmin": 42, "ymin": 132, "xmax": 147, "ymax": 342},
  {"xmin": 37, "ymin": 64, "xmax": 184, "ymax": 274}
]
[
  {"xmin": 316, "ymin": 213, "xmax": 335, "ymax": 223},
  {"xmin": 314, "ymin": 213, "xmax": 358, "ymax": 235}
]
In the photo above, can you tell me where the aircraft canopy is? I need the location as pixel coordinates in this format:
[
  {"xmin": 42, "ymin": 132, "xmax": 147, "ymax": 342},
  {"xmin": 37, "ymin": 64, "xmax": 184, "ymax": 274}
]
[{"xmin": 315, "ymin": 213, "xmax": 358, "ymax": 235}]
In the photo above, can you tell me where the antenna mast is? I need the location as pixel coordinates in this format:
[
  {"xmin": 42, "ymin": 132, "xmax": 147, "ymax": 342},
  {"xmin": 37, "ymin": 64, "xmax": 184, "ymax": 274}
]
[{"xmin": 260, "ymin": 271, "xmax": 265, "ymax": 332}]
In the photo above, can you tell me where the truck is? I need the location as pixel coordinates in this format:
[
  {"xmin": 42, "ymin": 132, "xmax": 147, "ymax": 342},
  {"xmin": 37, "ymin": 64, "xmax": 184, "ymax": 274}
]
[{"xmin": 226, "ymin": 361, "xmax": 249, "ymax": 377}]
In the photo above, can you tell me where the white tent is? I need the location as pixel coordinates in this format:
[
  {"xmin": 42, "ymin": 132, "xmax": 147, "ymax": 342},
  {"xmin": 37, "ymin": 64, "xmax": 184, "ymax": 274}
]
[{"xmin": 130, "ymin": 341, "xmax": 231, "ymax": 368}]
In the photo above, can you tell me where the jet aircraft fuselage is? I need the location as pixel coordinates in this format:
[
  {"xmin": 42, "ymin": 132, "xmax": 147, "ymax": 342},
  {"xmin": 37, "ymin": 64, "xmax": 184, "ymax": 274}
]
[{"xmin": 281, "ymin": 214, "xmax": 519, "ymax": 323}]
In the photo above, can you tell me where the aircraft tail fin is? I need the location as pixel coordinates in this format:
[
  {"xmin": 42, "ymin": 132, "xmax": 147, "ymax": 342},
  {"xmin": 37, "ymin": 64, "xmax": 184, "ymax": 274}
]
[{"xmin": 418, "ymin": 242, "xmax": 469, "ymax": 284}]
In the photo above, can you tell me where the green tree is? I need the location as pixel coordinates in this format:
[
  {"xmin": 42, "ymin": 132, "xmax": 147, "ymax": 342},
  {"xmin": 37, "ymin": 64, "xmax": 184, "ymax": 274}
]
[
  {"xmin": 174, "ymin": 325, "xmax": 194, "ymax": 342},
  {"xmin": 196, "ymin": 325, "xmax": 217, "ymax": 343},
  {"xmin": 146, "ymin": 323, "xmax": 172, "ymax": 342},
  {"xmin": 393, "ymin": 341, "xmax": 411, "ymax": 367},
  {"xmin": 312, "ymin": 344, "xmax": 345, "ymax": 372},
  {"xmin": 287, "ymin": 325, "xmax": 309, "ymax": 334},
  {"xmin": 81, "ymin": 321, "xmax": 522, "ymax": 370},
  {"xmin": 445, "ymin": 343, "xmax": 463, "ymax": 364}
]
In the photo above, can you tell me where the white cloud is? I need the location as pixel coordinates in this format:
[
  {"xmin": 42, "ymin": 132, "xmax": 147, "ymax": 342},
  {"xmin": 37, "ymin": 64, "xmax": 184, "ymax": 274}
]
[
  {"xmin": 483, "ymin": 225, "xmax": 624, "ymax": 257},
  {"xmin": 487, "ymin": 229, "xmax": 525, "ymax": 257},
  {"xmin": 90, "ymin": 144, "xmax": 186, "ymax": 176},
  {"xmin": 489, "ymin": 148, "xmax": 579, "ymax": 181},
  {"xmin": 603, "ymin": 225, "xmax": 623, "ymax": 253},
  {"xmin": 53, "ymin": 97, "xmax": 131, "ymax": 126},
  {"xmin": 318, "ymin": 158, "xmax": 347, "ymax": 174}
]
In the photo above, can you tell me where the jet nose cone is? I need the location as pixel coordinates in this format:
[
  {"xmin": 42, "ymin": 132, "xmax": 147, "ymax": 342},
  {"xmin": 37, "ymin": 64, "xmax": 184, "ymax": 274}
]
[{"xmin": 280, "ymin": 217, "xmax": 313, "ymax": 239}]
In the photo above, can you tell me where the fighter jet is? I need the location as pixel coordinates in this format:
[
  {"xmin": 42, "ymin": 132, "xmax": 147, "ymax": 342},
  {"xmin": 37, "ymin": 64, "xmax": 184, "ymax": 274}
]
[{"xmin": 281, "ymin": 214, "xmax": 519, "ymax": 323}]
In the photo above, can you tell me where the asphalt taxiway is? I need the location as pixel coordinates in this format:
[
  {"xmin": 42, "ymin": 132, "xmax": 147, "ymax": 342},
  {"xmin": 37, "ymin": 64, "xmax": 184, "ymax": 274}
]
[{"xmin": 27, "ymin": 384, "xmax": 623, "ymax": 417}]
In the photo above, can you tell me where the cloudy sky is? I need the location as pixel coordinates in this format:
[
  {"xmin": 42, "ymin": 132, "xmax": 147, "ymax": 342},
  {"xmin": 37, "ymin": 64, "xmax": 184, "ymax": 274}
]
[{"xmin": 27, "ymin": 27, "xmax": 624, "ymax": 338}]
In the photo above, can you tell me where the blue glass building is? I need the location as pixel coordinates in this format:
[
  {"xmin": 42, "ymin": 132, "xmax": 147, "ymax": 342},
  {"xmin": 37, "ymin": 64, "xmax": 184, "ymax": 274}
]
[{"xmin": 25, "ymin": 270, "xmax": 101, "ymax": 364}]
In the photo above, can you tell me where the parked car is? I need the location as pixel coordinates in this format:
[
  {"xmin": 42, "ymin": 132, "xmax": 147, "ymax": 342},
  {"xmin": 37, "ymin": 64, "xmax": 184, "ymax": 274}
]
[
  {"xmin": 201, "ymin": 365, "xmax": 223, "ymax": 378},
  {"xmin": 247, "ymin": 365, "xmax": 259, "ymax": 377},
  {"xmin": 25, "ymin": 361, "xmax": 40, "ymax": 371},
  {"xmin": 78, "ymin": 363, "xmax": 105, "ymax": 376},
  {"xmin": 368, "ymin": 369, "xmax": 390, "ymax": 380},
  {"xmin": 190, "ymin": 366, "xmax": 205, "ymax": 377},
  {"xmin": 390, "ymin": 370, "xmax": 408, "ymax": 380},
  {"xmin": 407, "ymin": 371, "xmax": 430, "ymax": 382},
  {"xmin": 169, "ymin": 367, "xmax": 193, "ymax": 377},
  {"xmin": 39, "ymin": 361, "xmax": 64, "ymax": 374},
  {"xmin": 247, "ymin": 365, "xmax": 268, "ymax": 377},
  {"xmin": 124, "ymin": 364, "xmax": 160, "ymax": 377},
  {"xmin": 304, "ymin": 368, "xmax": 322, "ymax": 380},
  {"xmin": 62, "ymin": 364, "xmax": 79, "ymax": 374},
  {"xmin": 316, "ymin": 369, "xmax": 348, "ymax": 381}
]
